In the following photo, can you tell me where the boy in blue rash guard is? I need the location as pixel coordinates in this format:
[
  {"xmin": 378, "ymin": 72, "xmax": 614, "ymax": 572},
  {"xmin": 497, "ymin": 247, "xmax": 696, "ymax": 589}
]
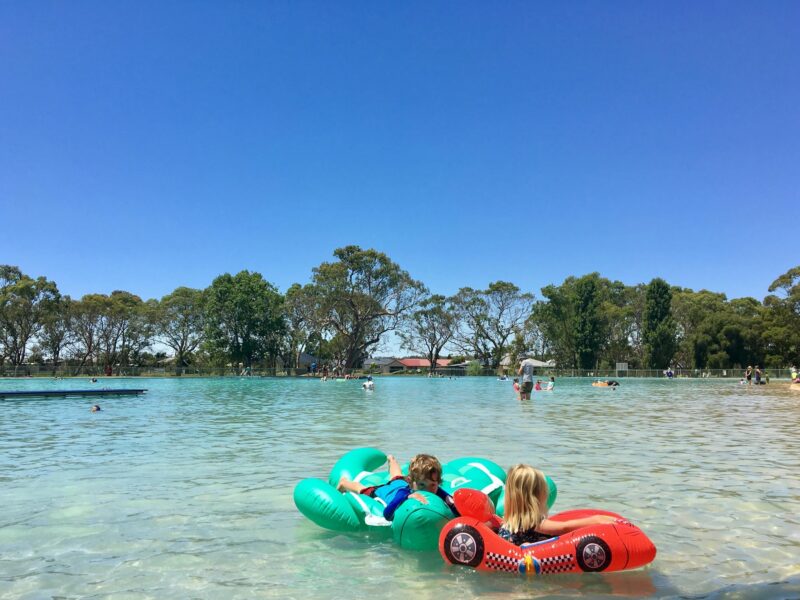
[{"xmin": 337, "ymin": 454, "xmax": 458, "ymax": 521}]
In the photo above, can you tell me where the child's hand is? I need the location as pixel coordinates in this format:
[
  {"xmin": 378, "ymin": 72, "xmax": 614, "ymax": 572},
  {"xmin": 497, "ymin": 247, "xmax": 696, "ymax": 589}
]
[{"xmin": 409, "ymin": 492, "xmax": 428, "ymax": 504}]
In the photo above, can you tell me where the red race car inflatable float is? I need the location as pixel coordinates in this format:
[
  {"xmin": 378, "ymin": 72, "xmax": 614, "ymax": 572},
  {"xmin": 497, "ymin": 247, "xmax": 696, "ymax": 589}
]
[{"xmin": 439, "ymin": 489, "xmax": 656, "ymax": 576}]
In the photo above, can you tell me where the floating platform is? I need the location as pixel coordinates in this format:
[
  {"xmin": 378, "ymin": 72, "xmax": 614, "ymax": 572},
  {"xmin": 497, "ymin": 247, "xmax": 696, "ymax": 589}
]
[{"xmin": 0, "ymin": 389, "xmax": 147, "ymax": 399}]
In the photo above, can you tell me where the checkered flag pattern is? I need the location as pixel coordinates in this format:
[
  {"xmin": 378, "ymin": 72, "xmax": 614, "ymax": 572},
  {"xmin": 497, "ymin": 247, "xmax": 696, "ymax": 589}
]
[
  {"xmin": 538, "ymin": 553, "xmax": 575, "ymax": 574},
  {"xmin": 485, "ymin": 551, "xmax": 520, "ymax": 573}
]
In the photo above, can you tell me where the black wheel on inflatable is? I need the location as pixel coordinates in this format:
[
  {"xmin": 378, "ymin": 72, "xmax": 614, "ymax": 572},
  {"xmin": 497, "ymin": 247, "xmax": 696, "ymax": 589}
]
[
  {"xmin": 576, "ymin": 535, "xmax": 612, "ymax": 572},
  {"xmin": 443, "ymin": 524, "xmax": 484, "ymax": 567}
]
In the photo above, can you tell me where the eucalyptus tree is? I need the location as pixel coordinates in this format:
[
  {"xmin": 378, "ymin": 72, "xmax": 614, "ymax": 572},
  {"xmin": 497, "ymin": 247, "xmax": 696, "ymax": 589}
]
[
  {"xmin": 0, "ymin": 266, "xmax": 60, "ymax": 373},
  {"xmin": 155, "ymin": 287, "xmax": 206, "ymax": 370},
  {"xmin": 530, "ymin": 279, "xmax": 578, "ymax": 368},
  {"xmin": 399, "ymin": 294, "xmax": 457, "ymax": 373},
  {"xmin": 642, "ymin": 278, "xmax": 677, "ymax": 369},
  {"xmin": 600, "ymin": 281, "xmax": 640, "ymax": 369},
  {"xmin": 204, "ymin": 270, "xmax": 286, "ymax": 368},
  {"xmin": 308, "ymin": 246, "xmax": 425, "ymax": 370},
  {"xmin": 284, "ymin": 283, "xmax": 321, "ymax": 369},
  {"xmin": 671, "ymin": 289, "xmax": 728, "ymax": 368},
  {"xmin": 763, "ymin": 265, "xmax": 800, "ymax": 366},
  {"xmin": 95, "ymin": 291, "xmax": 150, "ymax": 368},
  {"xmin": 573, "ymin": 274, "xmax": 606, "ymax": 370},
  {"xmin": 530, "ymin": 274, "xmax": 615, "ymax": 369},
  {"xmin": 38, "ymin": 295, "xmax": 75, "ymax": 374},
  {"xmin": 452, "ymin": 281, "xmax": 534, "ymax": 369},
  {"xmin": 71, "ymin": 294, "xmax": 107, "ymax": 374},
  {"xmin": 123, "ymin": 298, "xmax": 158, "ymax": 368}
]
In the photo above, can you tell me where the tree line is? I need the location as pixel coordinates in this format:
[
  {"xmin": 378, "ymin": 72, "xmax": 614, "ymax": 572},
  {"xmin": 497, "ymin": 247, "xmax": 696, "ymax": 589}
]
[{"xmin": 1, "ymin": 249, "xmax": 798, "ymax": 375}]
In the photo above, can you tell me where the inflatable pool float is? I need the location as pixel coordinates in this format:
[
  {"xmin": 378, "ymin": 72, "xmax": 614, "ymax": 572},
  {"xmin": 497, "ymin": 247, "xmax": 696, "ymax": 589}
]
[
  {"xmin": 440, "ymin": 488, "xmax": 655, "ymax": 575},
  {"xmin": 592, "ymin": 381, "xmax": 619, "ymax": 387},
  {"xmin": 293, "ymin": 448, "xmax": 557, "ymax": 551}
]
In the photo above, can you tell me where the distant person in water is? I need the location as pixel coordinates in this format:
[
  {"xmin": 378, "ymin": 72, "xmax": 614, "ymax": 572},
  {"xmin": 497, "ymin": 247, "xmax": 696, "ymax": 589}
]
[
  {"xmin": 517, "ymin": 357, "xmax": 536, "ymax": 400},
  {"xmin": 512, "ymin": 378, "xmax": 520, "ymax": 400},
  {"xmin": 534, "ymin": 380, "xmax": 542, "ymax": 391},
  {"xmin": 90, "ymin": 404, "xmax": 101, "ymax": 412},
  {"xmin": 90, "ymin": 377, "xmax": 98, "ymax": 383},
  {"xmin": 545, "ymin": 376, "xmax": 555, "ymax": 391}
]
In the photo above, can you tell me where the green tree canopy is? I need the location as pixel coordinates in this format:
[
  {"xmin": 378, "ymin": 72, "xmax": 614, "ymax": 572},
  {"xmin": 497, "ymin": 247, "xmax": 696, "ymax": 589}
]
[
  {"xmin": 573, "ymin": 274, "xmax": 606, "ymax": 370},
  {"xmin": 204, "ymin": 271, "xmax": 285, "ymax": 368},
  {"xmin": 642, "ymin": 278, "xmax": 677, "ymax": 368},
  {"xmin": 763, "ymin": 266, "xmax": 800, "ymax": 366},
  {"xmin": 156, "ymin": 287, "xmax": 206, "ymax": 369},
  {"xmin": 308, "ymin": 246, "xmax": 424, "ymax": 369},
  {"xmin": 529, "ymin": 273, "xmax": 613, "ymax": 369},
  {"xmin": 399, "ymin": 294, "xmax": 457, "ymax": 373},
  {"xmin": 452, "ymin": 281, "xmax": 534, "ymax": 369},
  {"xmin": 38, "ymin": 295, "xmax": 74, "ymax": 373},
  {"xmin": 0, "ymin": 266, "xmax": 60, "ymax": 372}
]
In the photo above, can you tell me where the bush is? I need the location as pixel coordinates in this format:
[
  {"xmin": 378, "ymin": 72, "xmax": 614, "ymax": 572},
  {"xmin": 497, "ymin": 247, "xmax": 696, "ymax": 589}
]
[{"xmin": 466, "ymin": 362, "xmax": 483, "ymax": 376}]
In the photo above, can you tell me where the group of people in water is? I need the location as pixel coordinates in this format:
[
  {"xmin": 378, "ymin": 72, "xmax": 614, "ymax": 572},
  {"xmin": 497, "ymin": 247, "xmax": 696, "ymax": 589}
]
[
  {"xmin": 337, "ymin": 453, "xmax": 617, "ymax": 546},
  {"xmin": 512, "ymin": 376, "xmax": 555, "ymax": 399},
  {"xmin": 513, "ymin": 357, "xmax": 555, "ymax": 400},
  {"xmin": 740, "ymin": 365, "xmax": 769, "ymax": 385},
  {"xmin": 309, "ymin": 362, "xmax": 352, "ymax": 380}
]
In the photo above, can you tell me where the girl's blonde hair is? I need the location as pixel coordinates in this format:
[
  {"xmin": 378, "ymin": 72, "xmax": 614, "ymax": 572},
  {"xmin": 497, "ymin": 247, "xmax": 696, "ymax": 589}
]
[{"xmin": 502, "ymin": 464, "xmax": 549, "ymax": 534}]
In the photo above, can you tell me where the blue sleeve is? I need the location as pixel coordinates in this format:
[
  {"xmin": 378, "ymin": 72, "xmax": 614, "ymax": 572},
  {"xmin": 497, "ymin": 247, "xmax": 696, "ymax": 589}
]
[
  {"xmin": 383, "ymin": 487, "xmax": 413, "ymax": 521},
  {"xmin": 436, "ymin": 488, "xmax": 459, "ymax": 516}
]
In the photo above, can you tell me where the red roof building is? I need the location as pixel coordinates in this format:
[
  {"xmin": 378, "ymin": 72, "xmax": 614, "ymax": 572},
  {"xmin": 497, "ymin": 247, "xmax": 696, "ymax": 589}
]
[{"xmin": 398, "ymin": 358, "xmax": 452, "ymax": 369}]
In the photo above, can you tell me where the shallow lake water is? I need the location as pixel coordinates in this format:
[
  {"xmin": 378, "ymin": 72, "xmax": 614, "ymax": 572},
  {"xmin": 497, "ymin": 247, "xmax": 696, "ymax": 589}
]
[{"xmin": 1, "ymin": 376, "xmax": 799, "ymax": 599}]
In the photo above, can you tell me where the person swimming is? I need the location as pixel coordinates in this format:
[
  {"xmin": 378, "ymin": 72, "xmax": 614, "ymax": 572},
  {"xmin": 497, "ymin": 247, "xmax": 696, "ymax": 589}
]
[{"xmin": 90, "ymin": 404, "xmax": 101, "ymax": 412}]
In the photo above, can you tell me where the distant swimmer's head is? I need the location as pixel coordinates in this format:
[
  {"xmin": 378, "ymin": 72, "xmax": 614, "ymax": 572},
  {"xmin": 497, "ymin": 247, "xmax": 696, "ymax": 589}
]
[
  {"xmin": 91, "ymin": 377, "xmax": 98, "ymax": 383},
  {"xmin": 90, "ymin": 404, "xmax": 101, "ymax": 412}
]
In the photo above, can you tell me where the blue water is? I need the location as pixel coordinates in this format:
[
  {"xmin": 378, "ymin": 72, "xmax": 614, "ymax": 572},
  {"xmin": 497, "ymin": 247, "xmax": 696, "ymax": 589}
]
[{"xmin": 1, "ymin": 376, "xmax": 799, "ymax": 599}]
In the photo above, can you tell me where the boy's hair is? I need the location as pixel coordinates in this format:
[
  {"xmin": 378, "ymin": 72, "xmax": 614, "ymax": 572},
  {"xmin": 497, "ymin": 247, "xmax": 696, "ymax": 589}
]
[
  {"xmin": 408, "ymin": 454, "xmax": 442, "ymax": 486},
  {"xmin": 502, "ymin": 464, "xmax": 549, "ymax": 534}
]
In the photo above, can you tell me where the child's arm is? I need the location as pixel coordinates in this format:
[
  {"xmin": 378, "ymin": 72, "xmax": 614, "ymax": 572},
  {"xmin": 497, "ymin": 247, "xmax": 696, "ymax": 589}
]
[{"xmin": 536, "ymin": 514, "xmax": 617, "ymax": 536}]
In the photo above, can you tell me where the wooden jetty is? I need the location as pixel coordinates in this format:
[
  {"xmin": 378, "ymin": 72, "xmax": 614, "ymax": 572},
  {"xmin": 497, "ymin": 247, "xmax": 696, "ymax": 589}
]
[{"xmin": 0, "ymin": 389, "xmax": 147, "ymax": 399}]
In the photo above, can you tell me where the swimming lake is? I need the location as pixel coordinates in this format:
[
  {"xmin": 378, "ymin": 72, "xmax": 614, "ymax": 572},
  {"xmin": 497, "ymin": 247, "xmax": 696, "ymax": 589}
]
[{"xmin": 1, "ymin": 376, "xmax": 798, "ymax": 599}]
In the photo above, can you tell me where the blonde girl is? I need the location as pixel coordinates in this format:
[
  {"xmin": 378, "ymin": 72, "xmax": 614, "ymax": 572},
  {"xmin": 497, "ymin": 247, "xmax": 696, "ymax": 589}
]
[{"xmin": 499, "ymin": 464, "xmax": 616, "ymax": 546}]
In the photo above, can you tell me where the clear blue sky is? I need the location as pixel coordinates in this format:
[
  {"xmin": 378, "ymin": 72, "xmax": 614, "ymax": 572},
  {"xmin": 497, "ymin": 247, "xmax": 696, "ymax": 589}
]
[{"xmin": 2, "ymin": 1, "xmax": 798, "ymax": 304}]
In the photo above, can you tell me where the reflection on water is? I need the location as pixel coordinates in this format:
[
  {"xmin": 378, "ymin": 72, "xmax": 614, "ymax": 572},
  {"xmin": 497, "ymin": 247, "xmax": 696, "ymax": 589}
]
[{"xmin": 1, "ymin": 377, "xmax": 799, "ymax": 598}]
